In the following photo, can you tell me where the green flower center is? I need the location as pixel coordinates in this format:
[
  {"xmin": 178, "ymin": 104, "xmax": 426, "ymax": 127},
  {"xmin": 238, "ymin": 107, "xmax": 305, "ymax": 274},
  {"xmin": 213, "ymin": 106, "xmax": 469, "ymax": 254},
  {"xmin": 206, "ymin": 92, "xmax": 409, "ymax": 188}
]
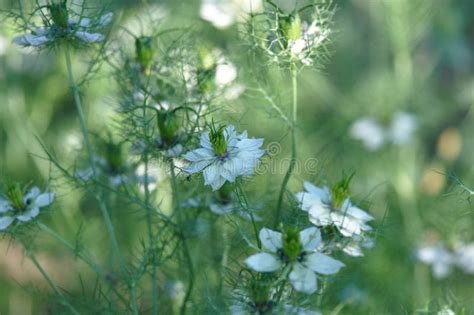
[
  {"xmin": 48, "ymin": 2, "xmax": 69, "ymax": 29},
  {"xmin": 279, "ymin": 13, "xmax": 302, "ymax": 42},
  {"xmin": 209, "ymin": 125, "xmax": 228, "ymax": 158},
  {"xmin": 330, "ymin": 173, "xmax": 355, "ymax": 209},
  {"xmin": 135, "ymin": 36, "xmax": 155, "ymax": 75},
  {"xmin": 5, "ymin": 181, "xmax": 26, "ymax": 211},
  {"xmin": 282, "ymin": 227, "xmax": 303, "ymax": 262}
]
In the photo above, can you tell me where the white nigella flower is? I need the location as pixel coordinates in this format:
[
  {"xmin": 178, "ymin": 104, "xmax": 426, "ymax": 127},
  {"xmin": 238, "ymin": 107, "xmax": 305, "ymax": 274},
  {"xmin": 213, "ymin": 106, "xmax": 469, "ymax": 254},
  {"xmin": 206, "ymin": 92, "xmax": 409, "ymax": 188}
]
[
  {"xmin": 13, "ymin": 2, "xmax": 112, "ymax": 47},
  {"xmin": 0, "ymin": 184, "xmax": 55, "ymax": 230},
  {"xmin": 215, "ymin": 62, "xmax": 237, "ymax": 87},
  {"xmin": 245, "ymin": 227, "xmax": 344, "ymax": 294},
  {"xmin": 287, "ymin": 20, "xmax": 330, "ymax": 66},
  {"xmin": 183, "ymin": 125, "xmax": 264, "ymax": 191},
  {"xmin": 416, "ymin": 243, "xmax": 455, "ymax": 279},
  {"xmin": 350, "ymin": 112, "xmax": 418, "ymax": 151},
  {"xmin": 295, "ymin": 180, "xmax": 374, "ymax": 238},
  {"xmin": 200, "ymin": 0, "xmax": 263, "ymax": 29}
]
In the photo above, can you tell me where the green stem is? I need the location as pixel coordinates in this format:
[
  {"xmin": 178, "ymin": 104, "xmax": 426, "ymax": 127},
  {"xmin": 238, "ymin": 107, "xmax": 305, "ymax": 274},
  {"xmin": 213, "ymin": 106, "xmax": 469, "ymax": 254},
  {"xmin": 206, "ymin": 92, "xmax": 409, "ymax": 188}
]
[
  {"xmin": 274, "ymin": 65, "xmax": 298, "ymax": 227},
  {"xmin": 169, "ymin": 160, "xmax": 194, "ymax": 315},
  {"xmin": 64, "ymin": 46, "xmax": 135, "ymax": 314},
  {"xmin": 27, "ymin": 249, "xmax": 80, "ymax": 315},
  {"xmin": 142, "ymin": 108, "xmax": 158, "ymax": 315},
  {"xmin": 235, "ymin": 182, "xmax": 261, "ymax": 249}
]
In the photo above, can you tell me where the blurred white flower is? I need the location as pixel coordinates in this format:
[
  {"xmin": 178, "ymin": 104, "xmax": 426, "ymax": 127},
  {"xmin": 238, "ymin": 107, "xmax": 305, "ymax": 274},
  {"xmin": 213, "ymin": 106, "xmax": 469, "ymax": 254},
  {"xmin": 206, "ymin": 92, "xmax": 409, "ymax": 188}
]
[
  {"xmin": 0, "ymin": 35, "xmax": 7, "ymax": 55},
  {"xmin": 339, "ymin": 235, "xmax": 374, "ymax": 257},
  {"xmin": 215, "ymin": 62, "xmax": 237, "ymax": 86},
  {"xmin": 295, "ymin": 181, "xmax": 374, "ymax": 238},
  {"xmin": 416, "ymin": 243, "xmax": 455, "ymax": 279},
  {"xmin": 183, "ymin": 125, "xmax": 264, "ymax": 190},
  {"xmin": 437, "ymin": 307, "xmax": 455, "ymax": 315},
  {"xmin": 200, "ymin": 0, "xmax": 262, "ymax": 29},
  {"xmin": 245, "ymin": 227, "xmax": 344, "ymax": 294},
  {"xmin": 389, "ymin": 112, "xmax": 418, "ymax": 145},
  {"xmin": 455, "ymin": 242, "xmax": 474, "ymax": 274},
  {"xmin": 0, "ymin": 186, "xmax": 55, "ymax": 230},
  {"xmin": 13, "ymin": 9, "xmax": 112, "ymax": 47},
  {"xmin": 350, "ymin": 112, "xmax": 418, "ymax": 150},
  {"xmin": 349, "ymin": 118, "xmax": 385, "ymax": 151}
]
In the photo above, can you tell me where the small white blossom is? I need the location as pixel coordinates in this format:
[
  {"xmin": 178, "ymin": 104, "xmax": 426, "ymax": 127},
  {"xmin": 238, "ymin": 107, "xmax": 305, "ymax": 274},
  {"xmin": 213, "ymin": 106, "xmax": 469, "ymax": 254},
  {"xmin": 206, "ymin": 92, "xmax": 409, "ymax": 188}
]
[
  {"xmin": 13, "ymin": 11, "xmax": 112, "ymax": 47},
  {"xmin": 437, "ymin": 307, "xmax": 455, "ymax": 315},
  {"xmin": 295, "ymin": 181, "xmax": 374, "ymax": 238},
  {"xmin": 183, "ymin": 125, "xmax": 264, "ymax": 191},
  {"xmin": 245, "ymin": 227, "xmax": 344, "ymax": 294},
  {"xmin": 350, "ymin": 112, "xmax": 418, "ymax": 151},
  {"xmin": 455, "ymin": 242, "xmax": 474, "ymax": 274},
  {"xmin": 287, "ymin": 21, "xmax": 330, "ymax": 66},
  {"xmin": 0, "ymin": 186, "xmax": 55, "ymax": 230},
  {"xmin": 416, "ymin": 243, "xmax": 455, "ymax": 279},
  {"xmin": 200, "ymin": 0, "xmax": 263, "ymax": 29}
]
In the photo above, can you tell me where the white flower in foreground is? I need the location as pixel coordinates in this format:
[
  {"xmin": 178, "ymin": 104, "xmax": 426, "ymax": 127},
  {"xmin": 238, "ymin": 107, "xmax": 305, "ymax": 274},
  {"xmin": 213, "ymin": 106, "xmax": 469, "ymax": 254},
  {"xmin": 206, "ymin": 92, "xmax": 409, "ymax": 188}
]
[
  {"xmin": 183, "ymin": 125, "xmax": 264, "ymax": 190},
  {"xmin": 200, "ymin": 0, "xmax": 262, "ymax": 29},
  {"xmin": 13, "ymin": 3, "xmax": 112, "ymax": 47},
  {"xmin": 0, "ymin": 184, "xmax": 55, "ymax": 230},
  {"xmin": 245, "ymin": 227, "xmax": 344, "ymax": 294},
  {"xmin": 350, "ymin": 112, "xmax": 418, "ymax": 151},
  {"xmin": 295, "ymin": 179, "xmax": 374, "ymax": 238},
  {"xmin": 416, "ymin": 243, "xmax": 455, "ymax": 279}
]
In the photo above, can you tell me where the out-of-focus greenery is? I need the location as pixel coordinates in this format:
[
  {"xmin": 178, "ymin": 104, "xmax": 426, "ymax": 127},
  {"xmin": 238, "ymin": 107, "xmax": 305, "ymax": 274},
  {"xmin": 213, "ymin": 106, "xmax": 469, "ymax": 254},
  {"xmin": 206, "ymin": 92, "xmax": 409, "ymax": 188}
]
[{"xmin": 0, "ymin": 0, "xmax": 473, "ymax": 314}]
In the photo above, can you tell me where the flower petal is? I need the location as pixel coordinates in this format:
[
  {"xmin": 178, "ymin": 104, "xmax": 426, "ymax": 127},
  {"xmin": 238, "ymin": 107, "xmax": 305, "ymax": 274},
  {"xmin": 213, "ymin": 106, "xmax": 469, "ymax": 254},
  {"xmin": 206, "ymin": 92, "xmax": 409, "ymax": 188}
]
[
  {"xmin": 259, "ymin": 228, "xmax": 282, "ymax": 253},
  {"xmin": 346, "ymin": 205, "xmax": 374, "ymax": 222},
  {"xmin": 305, "ymin": 252, "xmax": 344, "ymax": 275},
  {"xmin": 75, "ymin": 31, "xmax": 105, "ymax": 43},
  {"xmin": 245, "ymin": 253, "xmax": 281, "ymax": 272},
  {"xmin": 0, "ymin": 216, "xmax": 14, "ymax": 230},
  {"xmin": 289, "ymin": 263, "xmax": 317, "ymax": 294},
  {"xmin": 34, "ymin": 193, "xmax": 55, "ymax": 208},
  {"xmin": 0, "ymin": 198, "xmax": 12, "ymax": 213},
  {"xmin": 308, "ymin": 203, "xmax": 332, "ymax": 226},
  {"xmin": 303, "ymin": 182, "xmax": 330, "ymax": 202},
  {"xmin": 299, "ymin": 227, "xmax": 321, "ymax": 251},
  {"xmin": 16, "ymin": 207, "xmax": 40, "ymax": 222}
]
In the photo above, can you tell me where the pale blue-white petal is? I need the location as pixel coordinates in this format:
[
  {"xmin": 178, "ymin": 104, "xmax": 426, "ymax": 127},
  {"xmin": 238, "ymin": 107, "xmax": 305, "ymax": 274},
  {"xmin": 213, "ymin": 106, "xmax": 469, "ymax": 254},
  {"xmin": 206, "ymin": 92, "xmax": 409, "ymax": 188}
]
[
  {"xmin": 183, "ymin": 148, "xmax": 214, "ymax": 162},
  {"xmin": 0, "ymin": 198, "xmax": 13, "ymax": 213},
  {"xmin": 34, "ymin": 193, "xmax": 55, "ymax": 208},
  {"xmin": 299, "ymin": 227, "xmax": 321, "ymax": 251},
  {"xmin": 245, "ymin": 253, "xmax": 281, "ymax": 272},
  {"xmin": 204, "ymin": 164, "xmax": 221, "ymax": 185},
  {"xmin": 16, "ymin": 207, "xmax": 40, "ymax": 222},
  {"xmin": 289, "ymin": 263, "xmax": 317, "ymax": 294},
  {"xmin": 259, "ymin": 228, "xmax": 282, "ymax": 253},
  {"xmin": 24, "ymin": 187, "xmax": 40, "ymax": 202},
  {"xmin": 75, "ymin": 31, "xmax": 105, "ymax": 43},
  {"xmin": 305, "ymin": 252, "xmax": 344, "ymax": 275},
  {"xmin": 99, "ymin": 13, "xmax": 113, "ymax": 26},
  {"xmin": 346, "ymin": 205, "xmax": 374, "ymax": 222},
  {"xmin": 184, "ymin": 160, "xmax": 213, "ymax": 174},
  {"xmin": 0, "ymin": 216, "xmax": 14, "ymax": 230},
  {"xmin": 331, "ymin": 212, "xmax": 362, "ymax": 237},
  {"xmin": 13, "ymin": 34, "xmax": 51, "ymax": 46},
  {"xmin": 209, "ymin": 176, "xmax": 226, "ymax": 191},
  {"xmin": 295, "ymin": 192, "xmax": 322, "ymax": 212},
  {"xmin": 199, "ymin": 132, "xmax": 213, "ymax": 151},
  {"xmin": 303, "ymin": 182, "xmax": 330, "ymax": 203},
  {"xmin": 308, "ymin": 203, "xmax": 332, "ymax": 226}
]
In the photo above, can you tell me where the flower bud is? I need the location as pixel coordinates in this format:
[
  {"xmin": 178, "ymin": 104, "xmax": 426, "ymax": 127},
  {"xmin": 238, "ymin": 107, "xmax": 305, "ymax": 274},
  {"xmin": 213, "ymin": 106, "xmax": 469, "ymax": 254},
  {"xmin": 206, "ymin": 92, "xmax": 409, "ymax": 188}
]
[
  {"xmin": 135, "ymin": 36, "xmax": 156, "ymax": 76},
  {"xmin": 48, "ymin": 1, "xmax": 69, "ymax": 29},
  {"xmin": 331, "ymin": 172, "xmax": 355, "ymax": 209},
  {"xmin": 157, "ymin": 110, "xmax": 180, "ymax": 146}
]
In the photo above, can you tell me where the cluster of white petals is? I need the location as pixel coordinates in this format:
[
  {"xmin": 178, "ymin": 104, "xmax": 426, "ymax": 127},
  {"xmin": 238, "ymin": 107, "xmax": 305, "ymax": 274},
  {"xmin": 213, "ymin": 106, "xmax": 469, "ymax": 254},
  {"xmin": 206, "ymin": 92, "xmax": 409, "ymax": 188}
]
[
  {"xmin": 295, "ymin": 181, "xmax": 374, "ymax": 238},
  {"xmin": 0, "ymin": 187, "xmax": 55, "ymax": 230},
  {"xmin": 245, "ymin": 227, "xmax": 344, "ymax": 294},
  {"xmin": 417, "ymin": 242, "xmax": 474, "ymax": 279},
  {"xmin": 350, "ymin": 112, "xmax": 418, "ymax": 151},
  {"xmin": 13, "ymin": 12, "xmax": 112, "ymax": 47},
  {"xmin": 183, "ymin": 125, "xmax": 264, "ymax": 191},
  {"xmin": 288, "ymin": 21, "xmax": 331, "ymax": 66}
]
